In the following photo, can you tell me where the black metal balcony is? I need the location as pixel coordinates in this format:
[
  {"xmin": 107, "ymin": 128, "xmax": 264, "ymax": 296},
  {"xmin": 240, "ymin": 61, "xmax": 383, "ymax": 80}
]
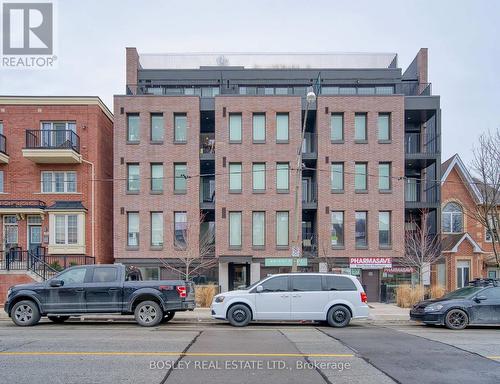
[
  {"xmin": 0, "ymin": 133, "xmax": 7, "ymax": 155},
  {"xmin": 302, "ymin": 180, "xmax": 318, "ymax": 209},
  {"xmin": 200, "ymin": 177, "xmax": 215, "ymax": 209},
  {"xmin": 200, "ymin": 132, "xmax": 215, "ymax": 160},
  {"xmin": 405, "ymin": 179, "xmax": 440, "ymax": 209},
  {"xmin": 25, "ymin": 129, "xmax": 80, "ymax": 153},
  {"xmin": 405, "ymin": 132, "xmax": 440, "ymax": 156},
  {"xmin": 301, "ymin": 132, "xmax": 317, "ymax": 159},
  {"xmin": 302, "ymin": 234, "xmax": 318, "ymax": 257}
]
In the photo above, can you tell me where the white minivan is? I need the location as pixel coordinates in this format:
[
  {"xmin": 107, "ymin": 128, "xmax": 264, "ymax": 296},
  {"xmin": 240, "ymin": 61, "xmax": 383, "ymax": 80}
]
[{"xmin": 211, "ymin": 273, "xmax": 369, "ymax": 327}]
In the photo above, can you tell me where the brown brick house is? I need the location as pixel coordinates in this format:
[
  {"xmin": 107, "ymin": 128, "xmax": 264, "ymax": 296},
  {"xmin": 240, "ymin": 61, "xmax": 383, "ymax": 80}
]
[{"xmin": 439, "ymin": 154, "xmax": 499, "ymax": 290}]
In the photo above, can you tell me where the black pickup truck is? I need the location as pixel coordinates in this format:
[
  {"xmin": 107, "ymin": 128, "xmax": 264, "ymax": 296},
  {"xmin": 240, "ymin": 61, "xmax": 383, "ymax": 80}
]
[{"xmin": 4, "ymin": 264, "xmax": 195, "ymax": 327}]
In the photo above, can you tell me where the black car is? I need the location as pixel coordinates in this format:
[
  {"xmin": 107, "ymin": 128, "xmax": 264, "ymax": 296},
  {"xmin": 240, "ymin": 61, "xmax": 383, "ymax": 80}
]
[
  {"xmin": 410, "ymin": 279, "xmax": 500, "ymax": 330},
  {"xmin": 4, "ymin": 264, "xmax": 196, "ymax": 327}
]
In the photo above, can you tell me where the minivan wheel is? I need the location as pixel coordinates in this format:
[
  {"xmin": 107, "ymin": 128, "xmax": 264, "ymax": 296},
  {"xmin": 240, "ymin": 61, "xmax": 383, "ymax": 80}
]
[
  {"xmin": 134, "ymin": 301, "xmax": 163, "ymax": 327},
  {"xmin": 327, "ymin": 305, "xmax": 351, "ymax": 328},
  {"xmin": 161, "ymin": 311, "xmax": 175, "ymax": 323},
  {"xmin": 445, "ymin": 309, "xmax": 468, "ymax": 330},
  {"xmin": 227, "ymin": 304, "xmax": 251, "ymax": 327},
  {"xmin": 48, "ymin": 316, "xmax": 70, "ymax": 323},
  {"xmin": 11, "ymin": 300, "xmax": 41, "ymax": 327}
]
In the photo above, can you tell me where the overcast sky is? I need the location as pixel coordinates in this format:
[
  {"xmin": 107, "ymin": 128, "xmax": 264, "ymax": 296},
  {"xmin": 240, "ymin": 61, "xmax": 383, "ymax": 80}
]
[{"xmin": 1, "ymin": 0, "xmax": 499, "ymax": 165}]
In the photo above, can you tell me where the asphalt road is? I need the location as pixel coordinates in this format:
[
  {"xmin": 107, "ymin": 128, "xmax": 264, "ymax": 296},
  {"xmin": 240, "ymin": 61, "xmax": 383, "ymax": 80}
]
[{"xmin": 0, "ymin": 319, "xmax": 499, "ymax": 384}]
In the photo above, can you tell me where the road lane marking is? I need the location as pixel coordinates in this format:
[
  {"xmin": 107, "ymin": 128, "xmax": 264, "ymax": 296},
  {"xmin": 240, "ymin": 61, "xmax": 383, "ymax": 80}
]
[
  {"xmin": 0, "ymin": 351, "xmax": 354, "ymax": 358},
  {"xmin": 488, "ymin": 356, "xmax": 500, "ymax": 360}
]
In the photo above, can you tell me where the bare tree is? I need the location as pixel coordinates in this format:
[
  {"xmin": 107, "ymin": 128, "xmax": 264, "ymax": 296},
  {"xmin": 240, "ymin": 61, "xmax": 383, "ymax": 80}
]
[
  {"xmin": 470, "ymin": 129, "xmax": 500, "ymax": 268},
  {"xmin": 402, "ymin": 210, "xmax": 442, "ymax": 289},
  {"xmin": 157, "ymin": 213, "xmax": 217, "ymax": 281},
  {"xmin": 318, "ymin": 235, "xmax": 338, "ymax": 273}
]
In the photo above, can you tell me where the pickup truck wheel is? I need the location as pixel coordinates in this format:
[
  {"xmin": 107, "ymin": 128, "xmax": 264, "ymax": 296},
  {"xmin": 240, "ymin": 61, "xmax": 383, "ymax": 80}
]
[
  {"xmin": 228, "ymin": 304, "xmax": 251, "ymax": 327},
  {"xmin": 11, "ymin": 300, "xmax": 41, "ymax": 327},
  {"xmin": 48, "ymin": 316, "xmax": 70, "ymax": 323},
  {"xmin": 134, "ymin": 301, "xmax": 163, "ymax": 327},
  {"xmin": 161, "ymin": 311, "xmax": 175, "ymax": 323},
  {"xmin": 327, "ymin": 305, "xmax": 351, "ymax": 328}
]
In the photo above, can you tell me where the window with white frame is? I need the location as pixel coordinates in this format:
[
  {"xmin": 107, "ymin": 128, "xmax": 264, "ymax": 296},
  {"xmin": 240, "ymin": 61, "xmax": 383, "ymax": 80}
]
[
  {"xmin": 41, "ymin": 171, "xmax": 77, "ymax": 193},
  {"xmin": 0, "ymin": 170, "xmax": 4, "ymax": 193},
  {"xmin": 442, "ymin": 202, "xmax": 463, "ymax": 233},
  {"xmin": 54, "ymin": 214, "xmax": 78, "ymax": 245},
  {"xmin": 41, "ymin": 121, "xmax": 76, "ymax": 147},
  {"xmin": 485, "ymin": 214, "xmax": 499, "ymax": 242}
]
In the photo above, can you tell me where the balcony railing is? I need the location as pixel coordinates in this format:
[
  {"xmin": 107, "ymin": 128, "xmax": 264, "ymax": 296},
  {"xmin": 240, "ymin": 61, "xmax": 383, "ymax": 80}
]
[
  {"xmin": 0, "ymin": 133, "xmax": 7, "ymax": 155},
  {"xmin": 302, "ymin": 181, "xmax": 318, "ymax": 204},
  {"xmin": 405, "ymin": 179, "xmax": 439, "ymax": 205},
  {"xmin": 397, "ymin": 82, "xmax": 432, "ymax": 96},
  {"xmin": 302, "ymin": 234, "xmax": 318, "ymax": 257},
  {"xmin": 301, "ymin": 132, "xmax": 317, "ymax": 155},
  {"xmin": 405, "ymin": 132, "xmax": 440, "ymax": 155},
  {"xmin": 200, "ymin": 133, "xmax": 215, "ymax": 154},
  {"xmin": 200, "ymin": 177, "xmax": 215, "ymax": 203},
  {"xmin": 25, "ymin": 129, "xmax": 80, "ymax": 153}
]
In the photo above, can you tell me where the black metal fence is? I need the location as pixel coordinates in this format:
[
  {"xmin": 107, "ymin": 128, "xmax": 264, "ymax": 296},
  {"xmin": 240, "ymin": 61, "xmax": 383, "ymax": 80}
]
[
  {"xmin": 25, "ymin": 129, "xmax": 80, "ymax": 153},
  {"xmin": 0, "ymin": 133, "xmax": 7, "ymax": 155}
]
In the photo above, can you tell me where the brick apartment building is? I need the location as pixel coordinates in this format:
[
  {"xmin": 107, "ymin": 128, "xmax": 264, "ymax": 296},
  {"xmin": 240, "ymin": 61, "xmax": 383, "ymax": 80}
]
[
  {"xmin": 114, "ymin": 48, "xmax": 441, "ymax": 301},
  {"xmin": 0, "ymin": 96, "xmax": 113, "ymax": 301},
  {"xmin": 439, "ymin": 154, "xmax": 499, "ymax": 291}
]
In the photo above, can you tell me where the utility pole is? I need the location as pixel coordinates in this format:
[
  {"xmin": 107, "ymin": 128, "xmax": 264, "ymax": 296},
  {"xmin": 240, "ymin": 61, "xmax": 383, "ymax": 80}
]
[{"xmin": 291, "ymin": 87, "xmax": 316, "ymax": 273}]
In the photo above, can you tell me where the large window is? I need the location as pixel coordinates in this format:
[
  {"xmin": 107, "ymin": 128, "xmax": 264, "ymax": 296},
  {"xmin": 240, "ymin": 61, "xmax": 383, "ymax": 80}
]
[
  {"xmin": 486, "ymin": 214, "xmax": 499, "ymax": 242},
  {"xmin": 127, "ymin": 164, "xmax": 140, "ymax": 192},
  {"xmin": 291, "ymin": 275, "xmax": 322, "ymax": 291},
  {"xmin": 229, "ymin": 113, "xmax": 242, "ymax": 142},
  {"xmin": 174, "ymin": 113, "xmax": 187, "ymax": 143},
  {"xmin": 276, "ymin": 211, "xmax": 289, "ymax": 247},
  {"xmin": 331, "ymin": 211, "xmax": 344, "ymax": 247},
  {"xmin": 41, "ymin": 171, "xmax": 76, "ymax": 193},
  {"xmin": 150, "ymin": 113, "xmax": 164, "ymax": 142},
  {"xmin": 229, "ymin": 211, "xmax": 242, "ymax": 247},
  {"xmin": 442, "ymin": 202, "xmax": 463, "ymax": 233},
  {"xmin": 127, "ymin": 114, "xmax": 140, "ymax": 142},
  {"xmin": 151, "ymin": 212, "xmax": 163, "ymax": 247},
  {"xmin": 150, "ymin": 163, "xmax": 163, "ymax": 192},
  {"xmin": 252, "ymin": 163, "xmax": 266, "ymax": 191},
  {"xmin": 229, "ymin": 163, "xmax": 242, "ymax": 192},
  {"xmin": 355, "ymin": 162, "xmax": 368, "ymax": 191},
  {"xmin": 276, "ymin": 113, "xmax": 289, "ymax": 142},
  {"xmin": 456, "ymin": 260, "xmax": 470, "ymax": 288},
  {"xmin": 174, "ymin": 163, "xmax": 187, "ymax": 193},
  {"xmin": 324, "ymin": 275, "xmax": 357, "ymax": 291},
  {"xmin": 331, "ymin": 162, "xmax": 344, "ymax": 191},
  {"xmin": 174, "ymin": 212, "xmax": 187, "ymax": 249},
  {"xmin": 127, "ymin": 212, "xmax": 139, "ymax": 246},
  {"xmin": 276, "ymin": 162, "xmax": 289, "ymax": 191},
  {"xmin": 354, "ymin": 113, "xmax": 367, "ymax": 141},
  {"xmin": 378, "ymin": 113, "xmax": 391, "ymax": 141},
  {"xmin": 252, "ymin": 211, "xmax": 265, "ymax": 247},
  {"xmin": 55, "ymin": 214, "xmax": 78, "ymax": 245},
  {"xmin": 379, "ymin": 211, "xmax": 391, "ymax": 247},
  {"xmin": 0, "ymin": 170, "xmax": 3, "ymax": 193},
  {"xmin": 378, "ymin": 162, "xmax": 391, "ymax": 191},
  {"xmin": 330, "ymin": 113, "xmax": 344, "ymax": 141},
  {"xmin": 253, "ymin": 113, "xmax": 266, "ymax": 142},
  {"xmin": 355, "ymin": 211, "xmax": 368, "ymax": 247}
]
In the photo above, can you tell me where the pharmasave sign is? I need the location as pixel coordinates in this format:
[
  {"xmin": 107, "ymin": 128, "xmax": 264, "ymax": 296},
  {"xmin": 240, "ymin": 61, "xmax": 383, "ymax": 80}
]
[
  {"xmin": 1, "ymin": 1, "xmax": 58, "ymax": 68},
  {"xmin": 349, "ymin": 257, "xmax": 392, "ymax": 269}
]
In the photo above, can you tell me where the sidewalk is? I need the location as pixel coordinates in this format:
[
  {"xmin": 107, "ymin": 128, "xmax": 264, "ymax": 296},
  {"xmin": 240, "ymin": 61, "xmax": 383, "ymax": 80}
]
[{"xmin": 1, "ymin": 305, "xmax": 410, "ymax": 323}]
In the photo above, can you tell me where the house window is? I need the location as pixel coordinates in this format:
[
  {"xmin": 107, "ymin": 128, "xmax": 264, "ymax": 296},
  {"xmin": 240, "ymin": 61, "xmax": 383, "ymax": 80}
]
[
  {"xmin": 442, "ymin": 202, "xmax": 463, "ymax": 233},
  {"xmin": 55, "ymin": 214, "xmax": 78, "ymax": 245},
  {"xmin": 174, "ymin": 163, "xmax": 187, "ymax": 193},
  {"xmin": 331, "ymin": 162, "xmax": 344, "ymax": 191},
  {"xmin": 330, "ymin": 113, "xmax": 344, "ymax": 141},
  {"xmin": 354, "ymin": 113, "xmax": 367, "ymax": 141},
  {"xmin": 174, "ymin": 113, "xmax": 187, "ymax": 143},
  {"xmin": 276, "ymin": 162, "xmax": 289, "ymax": 191},
  {"xmin": 229, "ymin": 113, "xmax": 242, "ymax": 142},
  {"xmin": 127, "ymin": 114, "xmax": 140, "ymax": 142},
  {"xmin": 331, "ymin": 211, "xmax": 344, "ymax": 247},
  {"xmin": 355, "ymin": 162, "xmax": 368, "ymax": 191},
  {"xmin": 0, "ymin": 121, "xmax": 3, "ymax": 135},
  {"xmin": 253, "ymin": 113, "xmax": 266, "ymax": 142},
  {"xmin": 127, "ymin": 212, "xmax": 139, "ymax": 246},
  {"xmin": 174, "ymin": 212, "xmax": 187, "ymax": 249},
  {"xmin": 0, "ymin": 170, "xmax": 4, "ymax": 193},
  {"xmin": 252, "ymin": 211, "xmax": 265, "ymax": 247},
  {"xmin": 127, "ymin": 164, "xmax": 140, "ymax": 192},
  {"xmin": 378, "ymin": 113, "xmax": 391, "ymax": 141},
  {"xmin": 379, "ymin": 211, "xmax": 391, "ymax": 247},
  {"xmin": 229, "ymin": 211, "xmax": 242, "ymax": 247},
  {"xmin": 276, "ymin": 211, "xmax": 289, "ymax": 246},
  {"xmin": 252, "ymin": 163, "xmax": 266, "ymax": 191},
  {"xmin": 456, "ymin": 260, "xmax": 470, "ymax": 288},
  {"xmin": 150, "ymin": 113, "xmax": 164, "ymax": 142},
  {"xmin": 355, "ymin": 211, "xmax": 368, "ymax": 247},
  {"xmin": 150, "ymin": 163, "xmax": 163, "ymax": 192},
  {"xmin": 378, "ymin": 162, "xmax": 391, "ymax": 191},
  {"xmin": 150, "ymin": 212, "xmax": 163, "ymax": 247},
  {"xmin": 485, "ymin": 214, "xmax": 499, "ymax": 242},
  {"xmin": 41, "ymin": 171, "xmax": 77, "ymax": 193},
  {"xmin": 276, "ymin": 113, "xmax": 289, "ymax": 142},
  {"xmin": 229, "ymin": 163, "xmax": 242, "ymax": 192}
]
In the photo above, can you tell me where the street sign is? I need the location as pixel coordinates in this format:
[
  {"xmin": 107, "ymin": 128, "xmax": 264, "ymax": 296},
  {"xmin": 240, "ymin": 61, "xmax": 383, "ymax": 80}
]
[{"xmin": 291, "ymin": 246, "xmax": 301, "ymax": 258}]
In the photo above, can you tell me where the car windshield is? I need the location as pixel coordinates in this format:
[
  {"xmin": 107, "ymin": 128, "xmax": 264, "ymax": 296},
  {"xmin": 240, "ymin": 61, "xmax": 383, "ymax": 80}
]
[
  {"xmin": 245, "ymin": 277, "xmax": 270, "ymax": 291},
  {"xmin": 441, "ymin": 286, "xmax": 483, "ymax": 299}
]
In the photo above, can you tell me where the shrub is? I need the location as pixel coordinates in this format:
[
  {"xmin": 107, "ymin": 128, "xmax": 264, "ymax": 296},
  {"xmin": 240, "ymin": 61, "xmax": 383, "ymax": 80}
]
[
  {"xmin": 69, "ymin": 261, "xmax": 78, "ymax": 267},
  {"xmin": 430, "ymin": 285, "xmax": 446, "ymax": 299},
  {"xmin": 195, "ymin": 284, "xmax": 218, "ymax": 308},
  {"xmin": 49, "ymin": 261, "xmax": 63, "ymax": 272},
  {"xmin": 395, "ymin": 284, "xmax": 425, "ymax": 308}
]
